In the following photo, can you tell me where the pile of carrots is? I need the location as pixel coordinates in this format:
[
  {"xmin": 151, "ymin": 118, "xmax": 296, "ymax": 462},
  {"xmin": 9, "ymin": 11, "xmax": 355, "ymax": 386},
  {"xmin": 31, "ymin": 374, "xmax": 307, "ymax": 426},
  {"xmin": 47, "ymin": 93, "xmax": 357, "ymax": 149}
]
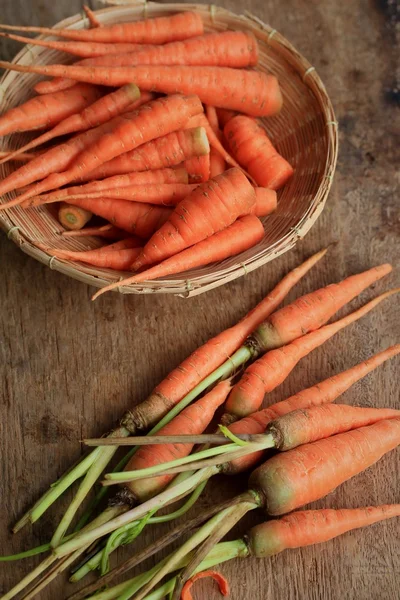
[
  {"xmin": 0, "ymin": 8, "xmax": 295, "ymax": 294},
  {"xmin": 1, "ymin": 249, "xmax": 399, "ymax": 600}
]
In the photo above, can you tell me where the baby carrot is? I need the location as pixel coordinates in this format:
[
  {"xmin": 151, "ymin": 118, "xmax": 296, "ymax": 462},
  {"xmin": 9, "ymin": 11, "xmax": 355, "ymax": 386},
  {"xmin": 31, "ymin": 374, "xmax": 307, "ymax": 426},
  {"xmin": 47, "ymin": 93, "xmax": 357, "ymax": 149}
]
[{"xmin": 132, "ymin": 168, "xmax": 256, "ymax": 270}]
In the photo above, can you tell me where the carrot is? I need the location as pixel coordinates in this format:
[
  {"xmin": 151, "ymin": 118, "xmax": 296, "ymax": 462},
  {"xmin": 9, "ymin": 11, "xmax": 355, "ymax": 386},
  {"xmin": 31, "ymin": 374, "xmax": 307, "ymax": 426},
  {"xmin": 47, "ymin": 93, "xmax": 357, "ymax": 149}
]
[
  {"xmin": 93, "ymin": 215, "xmax": 264, "ymax": 295},
  {"xmin": 0, "ymin": 32, "xmax": 150, "ymax": 58},
  {"xmin": 184, "ymin": 155, "xmax": 210, "ymax": 183},
  {"xmin": 80, "ymin": 127, "xmax": 210, "ymax": 182},
  {"xmin": 206, "ymin": 105, "xmax": 226, "ymax": 177},
  {"xmin": 182, "ymin": 571, "xmax": 229, "ymax": 600},
  {"xmin": 0, "ymin": 12, "xmax": 204, "ymax": 43},
  {"xmin": 225, "ymin": 287, "xmax": 399, "ymax": 419},
  {"xmin": 250, "ymin": 188, "xmax": 277, "ymax": 217},
  {"xmin": 131, "ymin": 168, "xmax": 256, "ymax": 270},
  {"xmin": 0, "ymin": 61, "xmax": 283, "ymax": 118},
  {"xmin": 29, "ymin": 168, "xmax": 190, "ymax": 204},
  {"xmin": 62, "ymin": 224, "xmax": 126, "ymax": 240},
  {"xmin": 83, "ymin": 4, "xmax": 101, "ymax": 29},
  {"xmin": 62, "ymin": 197, "xmax": 172, "ymax": 238},
  {"xmin": 43, "ymin": 242, "xmax": 142, "ymax": 270},
  {"xmin": 10, "ymin": 94, "xmax": 203, "ymax": 205},
  {"xmin": 250, "ymin": 417, "xmax": 400, "ymax": 515},
  {"xmin": 224, "ymin": 115, "xmax": 294, "ymax": 190},
  {"xmin": 0, "ymin": 84, "xmax": 140, "ymax": 165},
  {"xmin": 58, "ymin": 203, "xmax": 92, "ymax": 230},
  {"xmin": 123, "ymin": 380, "xmax": 232, "ymax": 503},
  {"xmin": 216, "ymin": 108, "xmax": 238, "ymax": 127},
  {"xmin": 0, "ymin": 150, "xmax": 37, "ymax": 162},
  {"xmin": 0, "ymin": 82, "xmax": 101, "ymax": 136}
]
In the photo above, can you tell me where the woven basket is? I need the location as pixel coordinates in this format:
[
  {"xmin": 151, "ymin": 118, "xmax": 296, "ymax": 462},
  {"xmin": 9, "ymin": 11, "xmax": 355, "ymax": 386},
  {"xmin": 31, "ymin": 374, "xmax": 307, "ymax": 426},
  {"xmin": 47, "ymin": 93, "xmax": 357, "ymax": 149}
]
[{"xmin": 0, "ymin": 2, "xmax": 338, "ymax": 297}]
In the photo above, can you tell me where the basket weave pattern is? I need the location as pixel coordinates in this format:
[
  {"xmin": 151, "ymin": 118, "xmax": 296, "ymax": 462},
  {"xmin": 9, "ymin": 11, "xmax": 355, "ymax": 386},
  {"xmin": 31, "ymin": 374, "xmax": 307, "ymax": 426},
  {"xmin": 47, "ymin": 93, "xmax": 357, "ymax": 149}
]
[{"xmin": 0, "ymin": 3, "xmax": 338, "ymax": 297}]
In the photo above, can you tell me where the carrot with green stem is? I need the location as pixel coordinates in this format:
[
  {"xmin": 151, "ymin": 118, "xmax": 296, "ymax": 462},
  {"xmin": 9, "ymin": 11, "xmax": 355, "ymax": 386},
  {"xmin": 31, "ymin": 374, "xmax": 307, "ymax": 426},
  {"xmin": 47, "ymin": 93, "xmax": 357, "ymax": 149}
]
[
  {"xmin": 0, "ymin": 82, "xmax": 101, "ymax": 136},
  {"xmin": 131, "ymin": 168, "xmax": 256, "ymax": 270},
  {"xmin": 93, "ymin": 215, "xmax": 264, "ymax": 295},
  {"xmin": 0, "ymin": 84, "xmax": 140, "ymax": 165},
  {"xmin": 7, "ymin": 94, "xmax": 203, "ymax": 206},
  {"xmin": 0, "ymin": 61, "xmax": 282, "ymax": 118}
]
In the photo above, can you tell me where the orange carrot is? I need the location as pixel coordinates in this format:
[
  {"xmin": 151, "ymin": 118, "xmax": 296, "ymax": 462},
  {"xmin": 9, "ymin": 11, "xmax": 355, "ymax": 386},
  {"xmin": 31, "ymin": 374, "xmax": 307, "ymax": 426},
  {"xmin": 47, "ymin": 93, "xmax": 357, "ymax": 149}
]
[
  {"xmin": 249, "ymin": 417, "xmax": 400, "ymax": 515},
  {"xmin": 225, "ymin": 287, "xmax": 398, "ymax": 418},
  {"xmin": 0, "ymin": 84, "xmax": 140, "ymax": 165},
  {"xmin": 29, "ymin": 168, "xmax": 189, "ymax": 204},
  {"xmin": 205, "ymin": 105, "xmax": 226, "ymax": 177},
  {"xmin": 224, "ymin": 115, "xmax": 294, "ymax": 190},
  {"xmin": 131, "ymin": 168, "xmax": 256, "ymax": 270},
  {"xmin": 0, "ymin": 32, "xmax": 150, "ymax": 59},
  {"xmin": 216, "ymin": 108, "xmax": 238, "ymax": 127},
  {"xmin": 92, "ymin": 215, "xmax": 264, "ymax": 296},
  {"xmin": 58, "ymin": 203, "xmax": 92, "ymax": 230},
  {"xmin": 0, "ymin": 82, "xmax": 101, "ymax": 136},
  {"xmin": 44, "ymin": 243, "xmax": 142, "ymax": 270},
  {"xmin": 184, "ymin": 155, "xmax": 210, "ymax": 183},
  {"xmin": 0, "ymin": 12, "xmax": 204, "ymax": 43},
  {"xmin": 182, "ymin": 571, "xmax": 229, "ymax": 600},
  {"xmin": 80, "ymin": 127, "xmax": 210, "ymax": 182},
  {"xmin": 250, "ymin": 188, "xmax": 277, "ymax": 217},
  {"xmin": 224, "ymin": 344, "xmax": 400, "ymax": 474},
  {"xmin": 0, "ymin": 61, "xmax": 282, "ymax": 118},
  {"xmin": 83, "ymin": 4, "xmax": 102, "ymax": 29},
  {"xmin": 63, "ymin": 197, "xmax": 172, "ymax": 238},
  {"xmin": 11, "ymin": 95, "xmax": 203, "ymax": 206},
  {"xmin": 0, "ymin": 150, "xmax": 37, "ymax": 162},
  {"xmin": 62, "ymin": 224, "xmax": 127, "ymax": 240},
  {"xmin": 124, "ymin": 380, "xmax": 232, "ymax": 502}
]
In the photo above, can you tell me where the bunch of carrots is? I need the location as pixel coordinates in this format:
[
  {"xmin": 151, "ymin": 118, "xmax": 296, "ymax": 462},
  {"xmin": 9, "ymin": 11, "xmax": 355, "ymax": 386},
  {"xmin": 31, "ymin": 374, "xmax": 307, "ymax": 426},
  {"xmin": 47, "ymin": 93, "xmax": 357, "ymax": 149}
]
[
  {"xmin": 1, "ymin": 248, "xmax": 399, "ymax": 600},
  {"xmin": 0, "ymin": 9, "xmax": 294, "ymax": 294}
]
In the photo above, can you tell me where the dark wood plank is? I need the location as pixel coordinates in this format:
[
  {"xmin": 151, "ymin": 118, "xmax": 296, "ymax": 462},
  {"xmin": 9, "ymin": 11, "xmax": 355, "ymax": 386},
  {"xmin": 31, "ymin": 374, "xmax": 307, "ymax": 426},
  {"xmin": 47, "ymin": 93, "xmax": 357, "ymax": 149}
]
[{"xmin": 0, "ymin": 1, "xmax": 399, "ymax": 599}]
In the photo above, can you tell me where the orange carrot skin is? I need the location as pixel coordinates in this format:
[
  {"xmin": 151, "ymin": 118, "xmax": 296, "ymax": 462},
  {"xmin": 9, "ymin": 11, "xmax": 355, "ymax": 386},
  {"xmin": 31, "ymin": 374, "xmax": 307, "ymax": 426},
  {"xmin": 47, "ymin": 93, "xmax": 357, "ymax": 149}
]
[
  {"xmin": 132, "ymin": 168, "xmax": 256, "ymax": 270},
  {"xmin": 248, "ymin": 505, "xmax": 400, "ymax": 558},
  {"xmin": 185, "ymin": 155, "xmax": 210, "ymax": 183},
  {"xmin": 216, "ymin": 108, "xmax": 238, "ymax": 127},
  {"xmin": 0, "ymin": 82, "xmax": 101, "ymax": 136},
  {"xmin": 48, "ymin": 246, "xmax": 142, "ymax": 270},
  {"xmin": 250, "ymin": 189, "xmax": 277, "ymax": 217},
  {"xmin": 181, "ymin": 570, "xmax": 230, "ymax": 600},
  {"xmin": 224, "ymin": 116, "xmax": 293, "ymax": 190},
  {"xmin": 0, "ymin": 62, "xmax": 283, "ymax": 118},
  {"xmin": 124, "ymin": 380, "xmax": 231, "ymax": 502},
  {"xmin": 249, "ymin": 418, "xmax": 400, "ymax": 515},
  {"xmin": 80, "ymin": 127, "xmax": 209, "ymax": 182},
  {"xmin": 137, "ymin": 249, "xmax": 327, "ymax": 433},
  {"xmin": 250, "ymin": 263, "xmax": 393, "ymax": 352},
  {"xmin": 66, "ymin": 197, "xmax": 172, "ymax": 238},
  {"xmin": 269, "ymin": 404, "xmax": 400, "ymax": 451},
  {"xmin": 62, "ymin": 224, "xmax": 126, "ymax": 240}
]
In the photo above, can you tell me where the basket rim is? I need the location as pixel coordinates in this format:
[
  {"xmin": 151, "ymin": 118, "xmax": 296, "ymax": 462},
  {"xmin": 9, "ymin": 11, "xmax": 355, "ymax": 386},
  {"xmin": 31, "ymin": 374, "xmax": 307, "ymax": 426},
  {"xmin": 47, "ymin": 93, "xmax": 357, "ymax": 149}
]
[{"xmin": 0, "ymin": 2, "xmax": 338, "ymax": 298}]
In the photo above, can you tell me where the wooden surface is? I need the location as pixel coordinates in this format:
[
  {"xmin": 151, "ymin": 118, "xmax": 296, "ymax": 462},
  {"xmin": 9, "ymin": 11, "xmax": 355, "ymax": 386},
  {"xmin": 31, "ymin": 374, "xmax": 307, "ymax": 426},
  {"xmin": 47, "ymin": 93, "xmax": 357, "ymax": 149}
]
[{"xmin": 0, "ymin": 1, "xmax": 399, "ymax": 599}]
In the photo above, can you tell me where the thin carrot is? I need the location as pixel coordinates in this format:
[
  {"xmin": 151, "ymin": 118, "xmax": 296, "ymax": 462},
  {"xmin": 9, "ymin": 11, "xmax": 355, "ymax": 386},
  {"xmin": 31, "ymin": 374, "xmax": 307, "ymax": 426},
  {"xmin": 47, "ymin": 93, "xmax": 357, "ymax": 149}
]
[
  {"xmin": 0, "ymin": 32, "xmax": 150, "ymax": 58},
  {"xmin": 182, "ymin": 570, "xmax": 230, "ymax": 600},
  {"xmin": 224, "ymin": 115, "xmax": 294, "ymax": 190},
  {"xmin": 83, "ymin": 4, "xmax": 101, "ymax": 29},
  {"xmin": 250, "ymin": 188, "xmax": 277, "ymax": 217},
  {"xmin": 131, "ymin": 168, "xmax": 256, "ymax": 270},
  {"xmin": 184, "ymin": 155, "xmax": 210, "ymax": 183},
  {"xmin": 206, "ymin": 105, "xmax": 226, "ymax": 177},
  {"xmin": 0, "ymin": 150, "xmax": 37, "ymax": 162},
  {"xmin": 93, "ymin": 215, "xmax": 264, "ymax": 295},
  {"xmin": 0, "ymin": 82, "xmax": 101, "ymax": 136},
  {"xmin": 11, "ymin": 94, "xmax": 203, "ymax": 205},
  {"xmin": 225, "ymin": 287, "xmax": 399, "ymax": 419},
  {"xmin": 43, "ymin": 243, "xmax": 142, "ymax": 270},
  {"xmin": 0, "ymin": 61, "xmax": 283, "ymax": 117},
  {"xmin": 61, "ymin": 224, "xmax": 126, "ymax": 240},
  {"xmin": 58, "ymin": 203, "xmax": 92, "ymax": 230},
  {"xmin": 62, "ymin": 197, "xmax": 172, "ymax": 238},
  {"xmin": 0, "ymin": 84, "xmax": 140, "ymax": 165},
  {"xmin": 0, "ymin": 12, "xmax": 204, "ymax": 43},
  {"xmin": 29, "ymin": 168, "xmax": 190, "ymax": 204},
  {"xmin": 122, "ymin": 380, "xmax": 232, "ymax": 503},
  {"xmin": 80, "ymin": 127, "xmax": 210, "ymax": 182}
]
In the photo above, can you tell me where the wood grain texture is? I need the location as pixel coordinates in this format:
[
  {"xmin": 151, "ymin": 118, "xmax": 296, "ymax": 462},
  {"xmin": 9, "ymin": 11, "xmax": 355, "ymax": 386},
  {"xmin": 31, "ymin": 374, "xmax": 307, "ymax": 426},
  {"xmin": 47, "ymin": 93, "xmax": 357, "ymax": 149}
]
[{"xmin": 0, "ymin": 0, "xmax": 399, "ymax": 599}]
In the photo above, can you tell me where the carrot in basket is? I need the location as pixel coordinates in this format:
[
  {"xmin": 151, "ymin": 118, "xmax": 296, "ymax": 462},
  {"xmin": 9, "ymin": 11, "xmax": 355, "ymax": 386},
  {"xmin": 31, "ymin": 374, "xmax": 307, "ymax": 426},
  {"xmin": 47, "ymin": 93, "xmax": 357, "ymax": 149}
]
[
  {"xmin": 0, "ymin": 84, "xmax": 140, "ymax": 165},
  {"xmin": 0, "ymin": 12, "xmax": 204, "ymax": 43},
  {"xmin": 80, "ymin": 127, "xmax": 210, "ymax": 181},
  {"xmin": 0, "ymin": 62, "xmax": 282, "ymax": 118},
  {"xmin": 13, "ymin": 94, "xmax": 203, "ymax": 206},
  {"xmin": 83, "ymin": 4, "xmax": 101, "ymax": 28},
  {"xmin": 44, "ymin": 241, "xmax": 142, "ymax": 270},
  {"xmin": 0, "ymin": 150, "xmax": 37, "ymax": 162},
  {"xmin": 62, "ymin": 224, "xmax": 126, "ymax": 240},
  {"xmin": 251, "ymin": 188, "xmax": 277, "ymax": 217},
  {"xmin": 58, "ymin": 203, "xmax": 92, "ymax": 230},
  {"xmin": 224, "ymin": 115, "xmax": 294, "ymax": 189},
  {"xmin": 0, "ymin": 32, "xmax": 150, "ymax": 58},
  {"xmin": 0, "ymin": 82, "xmax": 101, "ymax": 136},
  {"xmin": 131, "ymin": 168, "xmax": 256, "ymax": 270},
  {"xmin": 206, "ymin": 105, "xmax": 226, "ymax": 177},
  {"xmin": 93, "ymin": 215, "xmax": 264, "ymax": 296},
  {"xmin": 184, "ymin": 155, "xmax": 210, "ymax": 183},
  {"xmin": 63, "ymin": 197, "xmax": 172, "ymax": 238},
  {"xmin": 216, "ymin": 108, "xmax": 238, "ymax": 127}
]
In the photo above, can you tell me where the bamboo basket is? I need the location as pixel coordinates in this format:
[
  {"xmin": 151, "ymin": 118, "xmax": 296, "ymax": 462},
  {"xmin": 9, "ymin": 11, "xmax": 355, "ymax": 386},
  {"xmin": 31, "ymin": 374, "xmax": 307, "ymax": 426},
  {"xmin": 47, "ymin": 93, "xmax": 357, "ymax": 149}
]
[{"xmin": 0, "ymin": 2, "xmax": 338, "ymax": 297}]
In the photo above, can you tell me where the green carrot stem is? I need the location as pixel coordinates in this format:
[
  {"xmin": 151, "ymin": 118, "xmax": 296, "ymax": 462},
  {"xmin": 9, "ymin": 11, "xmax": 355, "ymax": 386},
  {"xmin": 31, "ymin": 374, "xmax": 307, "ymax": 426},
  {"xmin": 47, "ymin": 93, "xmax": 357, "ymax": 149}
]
[
  {"xmin": 54, "ymin": 467, "xmax": 215, "ymax": 558},
  {"xmin": 0, "ymin": 554, "xmax": 57, "ymax": 600},
  {"xmin": 0, "ymin": 531, "xmax": 79, "ymax": 562}
]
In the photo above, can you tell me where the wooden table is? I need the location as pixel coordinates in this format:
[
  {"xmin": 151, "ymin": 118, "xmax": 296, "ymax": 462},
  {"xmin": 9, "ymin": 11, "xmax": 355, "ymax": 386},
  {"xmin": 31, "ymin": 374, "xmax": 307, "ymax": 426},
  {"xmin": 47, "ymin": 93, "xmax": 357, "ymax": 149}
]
[{"xmin": 0, "ymin": 1, "xmax": 399, "ymax": 599}]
